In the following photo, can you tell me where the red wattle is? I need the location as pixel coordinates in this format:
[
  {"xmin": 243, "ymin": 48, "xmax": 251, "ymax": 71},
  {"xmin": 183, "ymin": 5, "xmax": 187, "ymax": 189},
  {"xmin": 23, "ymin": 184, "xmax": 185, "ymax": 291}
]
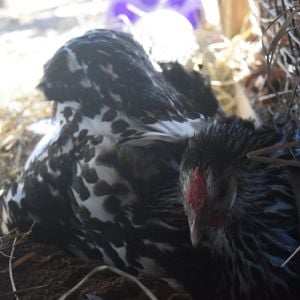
[{"xmin": 209, "ymin": 214, "xmax": 225, "ymax": 227}]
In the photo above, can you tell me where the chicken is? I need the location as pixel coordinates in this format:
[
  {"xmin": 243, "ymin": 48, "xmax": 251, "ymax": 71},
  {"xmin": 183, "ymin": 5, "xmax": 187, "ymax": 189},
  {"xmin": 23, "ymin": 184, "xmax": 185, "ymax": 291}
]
[
  {"xmin": 179, "ymin": 117, "xmax": 300, "ymax": 299},
  {"xmin": 1, "ymin": 29, "xmax": 218, "ymax": 295}
]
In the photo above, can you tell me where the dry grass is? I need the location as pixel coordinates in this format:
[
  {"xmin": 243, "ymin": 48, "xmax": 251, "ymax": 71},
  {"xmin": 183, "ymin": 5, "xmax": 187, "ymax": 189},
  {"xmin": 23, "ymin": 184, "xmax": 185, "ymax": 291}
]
[
  {"xmin": 0, "ymin": 92, "xmax": 51, "ymax": 186},
  {"xmin": 192, "ymin": 11, "xmax": 262, "ymax": 116}
]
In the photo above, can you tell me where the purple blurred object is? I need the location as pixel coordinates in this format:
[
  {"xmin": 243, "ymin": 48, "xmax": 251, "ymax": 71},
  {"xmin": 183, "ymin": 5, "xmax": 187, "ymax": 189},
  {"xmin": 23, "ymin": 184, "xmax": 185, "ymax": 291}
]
[{"xmin": 106, "ymin": 0, "xmax": 203, "ymax": 29}]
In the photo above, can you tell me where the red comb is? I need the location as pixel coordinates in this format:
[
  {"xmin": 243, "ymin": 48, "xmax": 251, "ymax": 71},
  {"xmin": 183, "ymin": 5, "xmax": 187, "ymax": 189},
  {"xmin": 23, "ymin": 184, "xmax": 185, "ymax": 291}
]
[{"xmin": 187, "ymin": 167, "xmax": 207, "ymax": 212}]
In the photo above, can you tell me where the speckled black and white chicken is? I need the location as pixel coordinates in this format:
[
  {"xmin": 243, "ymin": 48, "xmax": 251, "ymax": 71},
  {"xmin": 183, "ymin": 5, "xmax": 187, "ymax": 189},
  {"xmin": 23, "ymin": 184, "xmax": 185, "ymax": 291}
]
[{"xmin": 1, "ymin": 29, "xmax": 218, "ymax": 294}]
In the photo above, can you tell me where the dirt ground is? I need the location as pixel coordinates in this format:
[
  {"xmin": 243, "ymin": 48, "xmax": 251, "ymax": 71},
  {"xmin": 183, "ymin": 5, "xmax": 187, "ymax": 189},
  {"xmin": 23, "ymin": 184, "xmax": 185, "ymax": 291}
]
[{"xmin": 0, "ymin": 237, "xmax": 191, "ymax": 300}]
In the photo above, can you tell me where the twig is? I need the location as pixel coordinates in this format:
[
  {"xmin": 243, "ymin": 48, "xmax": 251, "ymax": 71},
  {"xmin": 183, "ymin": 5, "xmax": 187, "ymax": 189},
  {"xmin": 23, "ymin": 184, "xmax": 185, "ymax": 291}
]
[
  {"xmin": 0, "ymin": 250, "xmax": 13, "ymax": 259},
  {"xmin": 9, "ymin": 236, "xmax": 19, "ymax": 300},
  {"xmin": 263, "ymin": 8, "xmax": 300, "ymax": 95},
  {"xmin": 0, "ymin": 238, "xmax": 26, "ymax": 252},
  {"xmin": 0, "ymin": 223, "xmax": 34, "ymax": 252},
  {"xmin": 281, "ymin": 245, "xmax": 300, "ymax": 267},
  {"xmin": 58, "ymin": 265, "xmax": 159, "ymax": 300},
  {"xmin": 0, "ymin": 284, "xmax": 48, "ymax": 297},
  {"xmin": 247, "ymin": 141, "xmax": 300, "ymax": 167},
  {"xmin": 0, "ymin": 251, "xmax": 36, "ymax": 273},
  {"xmin": 283, "ymin": 84, "xmax": 299, "ymax": 142},
  {"xmin": 13, "ymin": 141, "xmax": 23, "ymax": 170},
  {"xmin": 23, "ymin": 221, "xmax": 36, "ymax": 238},
  {"xmin": 0, "ymin": 228, "xmax": 17, "ymax": 243},
  {"xmin": 258, "ymin": 88, "xmax": 300, "ymax": 101}
]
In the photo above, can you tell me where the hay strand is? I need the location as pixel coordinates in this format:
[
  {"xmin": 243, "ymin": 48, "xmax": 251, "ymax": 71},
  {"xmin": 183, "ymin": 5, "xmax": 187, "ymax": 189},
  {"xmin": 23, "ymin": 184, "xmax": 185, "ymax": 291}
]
[
  {"xmin": 58, "ymin": 265, "xmax": 159, "ymax": 300},
  {"xmin": 281, "ymin": 245, "xmax": 300, "ymax": 267},
  {"xmin": 9, "ymin": 236, "xmax": 19, "ymax": 300}
]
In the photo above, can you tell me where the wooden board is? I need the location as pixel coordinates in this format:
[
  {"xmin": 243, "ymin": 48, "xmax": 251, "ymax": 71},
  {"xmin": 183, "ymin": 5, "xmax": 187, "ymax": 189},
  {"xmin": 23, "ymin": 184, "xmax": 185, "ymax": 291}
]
[{"xmin": 219, "ymin": 0, "xmax": 251, "ymax": 38}]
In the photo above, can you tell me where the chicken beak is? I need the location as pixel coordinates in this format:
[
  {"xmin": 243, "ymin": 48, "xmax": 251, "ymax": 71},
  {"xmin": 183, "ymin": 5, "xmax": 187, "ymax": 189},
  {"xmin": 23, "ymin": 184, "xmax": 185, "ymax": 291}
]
[{"xmin": 188, "ymin": 210, "xmax": 209, "ymax": 248}]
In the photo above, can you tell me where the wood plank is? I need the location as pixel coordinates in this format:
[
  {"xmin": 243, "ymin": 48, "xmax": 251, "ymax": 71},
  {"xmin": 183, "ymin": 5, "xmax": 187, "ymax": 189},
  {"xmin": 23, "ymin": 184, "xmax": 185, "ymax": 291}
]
[{"xmin": 219, "ymin": 0, "xmax": 251, "ymax": 38}]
